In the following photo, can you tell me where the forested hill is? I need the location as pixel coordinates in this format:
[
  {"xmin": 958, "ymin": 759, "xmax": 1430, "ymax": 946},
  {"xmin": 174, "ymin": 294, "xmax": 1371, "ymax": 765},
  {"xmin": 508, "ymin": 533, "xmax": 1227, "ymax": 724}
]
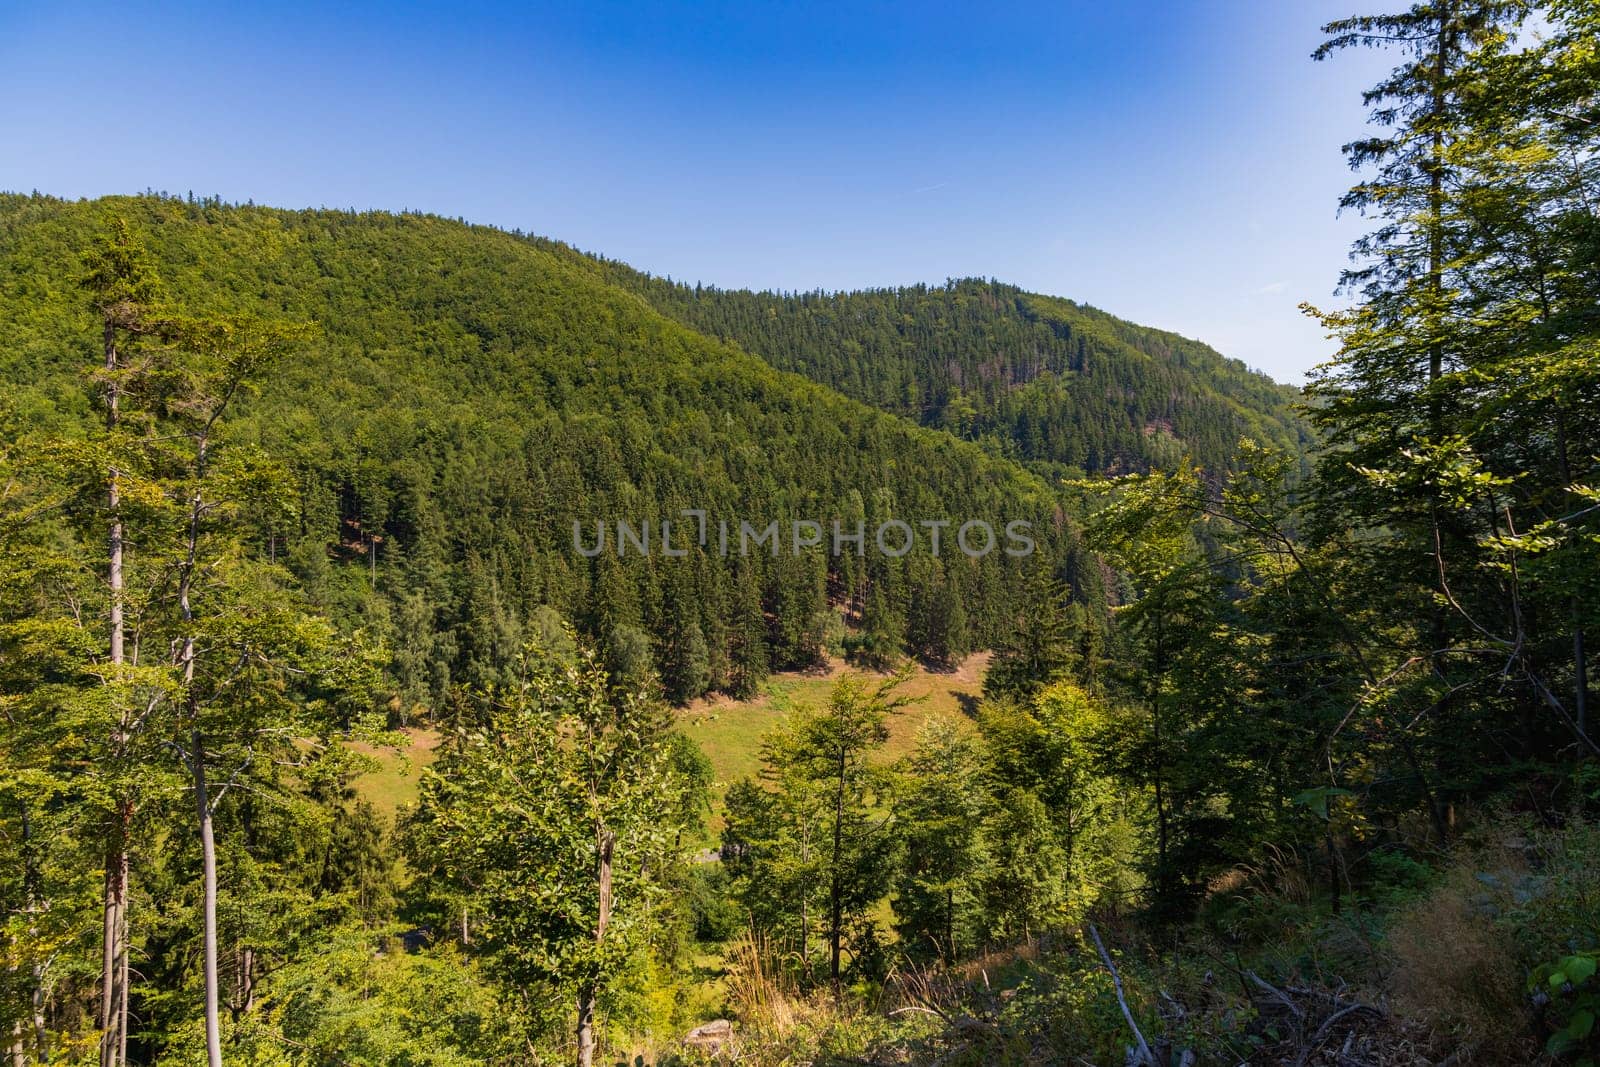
[
  {"xmin": 0, "ymin": 193, "xmax": 1101, "ymax": 710},
  {"xmin": 560, "ymin": 255, "xmax": 1308, "ymax": 476}
]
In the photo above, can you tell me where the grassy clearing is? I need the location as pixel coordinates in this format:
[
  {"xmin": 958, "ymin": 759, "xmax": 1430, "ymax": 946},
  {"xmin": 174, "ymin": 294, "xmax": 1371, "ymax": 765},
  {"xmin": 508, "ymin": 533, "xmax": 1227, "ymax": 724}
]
[
  {"xmin": 350, "ymin": 654, "xmax": 990, "ymax": 832},
  {"xmin": 677, "ymin": 653, "xmax": 989, "ymax": 831},
  {"xmin": 349, "ymin": 729, "xmax": 441, "ymax": 820}
]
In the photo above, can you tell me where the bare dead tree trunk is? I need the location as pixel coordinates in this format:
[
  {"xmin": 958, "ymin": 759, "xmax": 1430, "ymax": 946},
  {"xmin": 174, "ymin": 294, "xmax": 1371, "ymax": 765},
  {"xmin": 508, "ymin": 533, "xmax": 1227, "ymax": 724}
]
[{"xmin": 575, "ymin": 987, "xmax": 596, "ymax": 1067}]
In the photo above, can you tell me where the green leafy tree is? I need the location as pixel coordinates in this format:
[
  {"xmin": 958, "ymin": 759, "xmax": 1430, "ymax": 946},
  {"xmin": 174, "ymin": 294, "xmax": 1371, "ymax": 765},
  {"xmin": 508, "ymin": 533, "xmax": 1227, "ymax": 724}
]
[
  {"xmin": 409, "ymin": 636, "xmax": 684, "ymax": 1067},
  {"xmin": 892, "ymin": 719, "xmax": 987, "ymax": 962},
  {"xmin": 980, "ymin": 682, "xmax": 1137, "ymax": 922},
  {"xmin": 724, "ymin": 672, "xmax": 910, "ymax": 991},
  {"xmin": 1081, "ymin": 464, "xmax": 1249, "ymax": 919},
  {"xmin": 978, "ymin": 788, "xmax": 1066, "ymax": 945},
  {"xmin": 605, "ymin": 622, "xmax": 655, "ymax": 694},
  {"xmin": 722, "ymin": 772, "xmax": 827, "ymax": 978}
]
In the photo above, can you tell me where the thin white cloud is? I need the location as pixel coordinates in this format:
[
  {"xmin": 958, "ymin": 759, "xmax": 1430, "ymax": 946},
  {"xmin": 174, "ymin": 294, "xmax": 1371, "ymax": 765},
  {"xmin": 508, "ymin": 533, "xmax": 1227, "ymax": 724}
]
[{"xmin": 1251, "ymin": 281, "xmax": 1289, "ymax": 295}]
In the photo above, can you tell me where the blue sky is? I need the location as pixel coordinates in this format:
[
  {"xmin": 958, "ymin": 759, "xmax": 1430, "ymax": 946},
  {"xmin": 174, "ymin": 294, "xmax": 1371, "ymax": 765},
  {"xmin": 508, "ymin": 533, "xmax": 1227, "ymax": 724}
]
[{"xmin": 1, "ymin": 1, "xmax": 1394, "ymax": 383}]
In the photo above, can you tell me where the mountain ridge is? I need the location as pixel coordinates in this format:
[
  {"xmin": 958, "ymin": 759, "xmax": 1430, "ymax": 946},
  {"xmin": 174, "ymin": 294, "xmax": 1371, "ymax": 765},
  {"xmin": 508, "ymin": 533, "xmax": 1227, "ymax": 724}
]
[
  {"xmin": 528, "ymin": 236, "xmax": 1308, "ymax": 477},
  {"xmin": 0, "ymin": 192, "xmax": 1091, "ymax": 708}
]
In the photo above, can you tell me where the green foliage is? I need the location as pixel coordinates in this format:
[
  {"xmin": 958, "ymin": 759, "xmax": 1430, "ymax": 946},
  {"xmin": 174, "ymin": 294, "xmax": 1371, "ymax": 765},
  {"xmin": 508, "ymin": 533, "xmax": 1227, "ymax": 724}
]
[
  {"xmin": 407, "ymin": 635, "xmax": 685, "ymax": 1039},
  {"xmin": 0, "ymin": 194, "xmax": 1084, "ymax": 712},
  {"xmin": 1531, "ymin": 951, "xmax": 1600, "ymax": 1061},
  {"xmin": 1304, "ymin": 0, "xmax": 1600, "ymax": 813},
  {"xmin": 723, "ymin": 672, "xmax": 912, "ymax": 987},
  {"xmin": 978, "ymin": 788, "xmax": 1067, "ymax": 943},
  {"xmin": 575, "ymin": 268, "xmax": 1309, "ymax": 480},
  {"xmin": 6, "ymin": 2, "xmax": 1596, "ymax": 1053},
  {"xmin": 982, "ymin": 570, "xmax": 1083, "ymax": 702},
  {"xmin": 228, "ymin": 928, "xmax": 522, "ymax": 1066},
  {"xmin": 891, "ymin": 720, "xmax": 988, "ymax": 961}
]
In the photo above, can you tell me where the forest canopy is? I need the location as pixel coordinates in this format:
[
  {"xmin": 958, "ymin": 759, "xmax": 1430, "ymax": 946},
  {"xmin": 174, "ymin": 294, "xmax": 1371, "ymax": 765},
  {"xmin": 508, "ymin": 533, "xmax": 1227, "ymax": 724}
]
[{"xmin": 1, "ymin": 0, "xmax": 1599, "ymax": 1063}]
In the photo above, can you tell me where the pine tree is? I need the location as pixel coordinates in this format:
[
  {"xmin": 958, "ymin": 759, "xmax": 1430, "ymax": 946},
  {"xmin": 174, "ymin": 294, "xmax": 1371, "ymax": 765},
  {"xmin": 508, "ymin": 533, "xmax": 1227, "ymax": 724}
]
[
  {"xmin": 846, "ymin": 581, "xmax": 906, "ymax": 671},
  {"xmin": 1309, "ymin": 0, "xmax": 1600, "ymax": 789},
  {"xmin": 983, "ymin": 571, "xmax": 1075, "ymax": 701},
  {"xmin": 727, "ymin": 561, "xmax": 769, "ymax": 699}
]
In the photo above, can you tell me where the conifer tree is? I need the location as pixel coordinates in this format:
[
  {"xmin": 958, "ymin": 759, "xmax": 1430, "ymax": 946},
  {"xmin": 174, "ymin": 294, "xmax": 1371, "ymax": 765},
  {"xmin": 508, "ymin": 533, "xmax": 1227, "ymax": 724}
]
[{"xmin": 984, "ymin": 571, "xmax": 1076, "ymax": 701}]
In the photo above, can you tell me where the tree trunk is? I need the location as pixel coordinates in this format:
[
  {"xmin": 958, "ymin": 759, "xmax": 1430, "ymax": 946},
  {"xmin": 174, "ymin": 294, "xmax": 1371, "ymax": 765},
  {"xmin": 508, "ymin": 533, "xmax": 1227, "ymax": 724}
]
[
  {"xmin": 1577, "ymin": 625, "xmax": 1590, "ymax": 742},
  {"xmin": 577, "ymin": 827, "xmax": 614, "ymax": 1067},
  {"xmin": 830, "ymin": 747, "xmax": 845, "ymax": 995},
  {"xmin": 1557, "ymin": 407, "xmax": 1591, "ymax": 742},
  {"xmin": 100, "ymin": 313, "xmax": 131, "ymax": 1067},
  {"xmin": 945, "ymin": 888, "xmax": 955, "ymax": 962},
  {"xmin": 799, "ymin": 889, "xmax": 809, "ymax": 986},
  {"xmin": 98, "ymin": 806, "xmax": 129, "ymax": 1067},
  {"xmin": 1426, "ymin": 12, "xmax": 1451, "ymax": 406},
  {"xmin": 235, "ymin": 947, "xmax": 256, "ymax": 1017},
  {"xmin": 1325, "ymin": 831, "xmax": 1342, "ymax": 916},
  {"xmin": 98, "ymin": 859, "xmax": 118, "ymax": 1061},
  {"xmin": 174, "ymin": 428, "xmax": 221, "ymax": 1066},
  {"xmin": 575, "ymin": 985, "xmax": 596, "ymax": 1067},
  {"xmin": 192, "ymin": 730, "xmax": 223, "ymax": 1067},
  {"xmin": 1147, "ymin": 615, "xmax": 1174, "ymax": 909},
  {"xmin": 116, "ymin": 940, "xmax": 129, "ymax": 1067},
  {"xmin": 32, "ymin": 961, "xmax": 49, "ymax": 1064},
  {"xmin": 21, "ymin": 808, "xmax": 50, "ymax": 1064}
]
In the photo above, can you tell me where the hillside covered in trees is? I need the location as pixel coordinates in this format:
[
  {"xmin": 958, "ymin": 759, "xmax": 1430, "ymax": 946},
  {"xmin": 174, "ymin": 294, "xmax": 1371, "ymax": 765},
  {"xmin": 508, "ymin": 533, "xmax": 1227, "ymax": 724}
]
[
  {"xmin": 2, "ymin": 0, "xmax": 1599, "ymax": 1064},
  {"xmin": 573, "ymin": 258, "xmax": 1310, "ymax": 479},
  {"xmin": 0, "ymin": 194, "xmax": 1108, "ymax": 711}
]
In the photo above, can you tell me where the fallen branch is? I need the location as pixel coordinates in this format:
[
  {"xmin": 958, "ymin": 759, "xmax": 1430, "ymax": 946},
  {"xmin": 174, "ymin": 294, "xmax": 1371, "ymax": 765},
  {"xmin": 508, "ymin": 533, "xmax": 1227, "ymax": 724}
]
[
  {"xmin": 1246, "ymin": 969, "xmax": 1305, "ymax": 1021},
  {"xmin": 1293, "ymin": 1001, "xmax": 1382, "ymax": 1067},
  {"xmin": 1088, "ymin": 922, "xmax": 1156, "ymax": 1067}
]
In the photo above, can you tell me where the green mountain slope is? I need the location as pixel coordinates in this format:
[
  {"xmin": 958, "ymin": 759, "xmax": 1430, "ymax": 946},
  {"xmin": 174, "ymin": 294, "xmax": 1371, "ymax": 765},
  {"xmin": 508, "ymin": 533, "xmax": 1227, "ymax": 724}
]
[
  {"xmin": 0, "ymin": 193, "xmax": 1093, "ymax": 709},
  {"xmin": 563, "ymin": 259, "xmax": 1308, "ymax": 477}
]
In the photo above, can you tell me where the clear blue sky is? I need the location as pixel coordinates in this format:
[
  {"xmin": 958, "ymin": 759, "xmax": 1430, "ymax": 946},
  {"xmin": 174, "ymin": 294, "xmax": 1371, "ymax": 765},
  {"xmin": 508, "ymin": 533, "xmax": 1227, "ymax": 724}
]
[{"xmin": 0, "ymin": 1, "xmax": 1394, "ymax": 384}]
